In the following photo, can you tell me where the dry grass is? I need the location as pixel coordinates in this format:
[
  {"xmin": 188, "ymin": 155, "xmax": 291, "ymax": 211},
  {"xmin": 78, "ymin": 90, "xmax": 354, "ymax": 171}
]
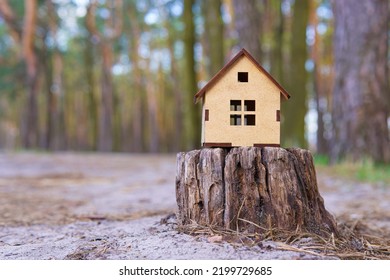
[{"xmin": 178, "ymin": 216, "xmax": 390, "ymax": 260}]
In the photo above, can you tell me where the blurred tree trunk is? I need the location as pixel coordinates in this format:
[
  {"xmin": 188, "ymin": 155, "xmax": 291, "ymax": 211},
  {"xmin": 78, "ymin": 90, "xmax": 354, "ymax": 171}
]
[
  {"xmin": 310, "ymin": 0, "xmax": 327, "ymax": 155},
  {"xmin": 127, "ymin": 2, "xmax": 145, "ymax": 152},
  {"xmin": 232, "ymin": 0, "xmax": 263, "ymax": 61},
  {"xmin": 84, "ymin": 36, "xmax": 98, "ymax": 150},
  {"xmin": 331, "ymin": 0, "xmax": 390, "ymax": 163},
  {"xmin": 282, "ymin": 0, "xmax": 309, "ymax": 148},
  {"xmin": 0, "ymin": 0, "xmax": 21, "ymax": 43},
  {"xmin": 42, "ymin": 40, "xmax": 55, "ymax": 150},
  {"xmin": 183, "ymin": 0, "xmax": 200, "ymax": 149},
  {"xmin": 51, "ymin": 48, "xmax": 65, "ymax": 150},
  {"xmin": 202, "ymin": 0, "xmax": 224, "ymax": 76},
  {"xmin": 156, "ymin": 63, "xmax": 169, "ymax": 151},
  {"xmin": 44, "ymin": 0, "xmax": 64, "ymax": 150},
  {"xmin": 86, "ymin": 0, "xmax": 122, "ymax": 152},
  {"xmin": 165, "ymin": 17, "xmax": 182, "ymax": 151},
  {"xmin": 20, "ymin": 0, "xmax": 39, "ymax": 148},
  {"xmin": 99, "ymin": 42, "xmax": 114, "ymax": 151},
  {"xmin": 112, "ymin": 61, "xmax": 122, "ymax": 152},
  {"xmin": 269, "ymin": 0, "xmax": 284, "ymax": 83},
  {"xmin": 146, "ymin": 65, "xmax": 160, "ymax": 153}
]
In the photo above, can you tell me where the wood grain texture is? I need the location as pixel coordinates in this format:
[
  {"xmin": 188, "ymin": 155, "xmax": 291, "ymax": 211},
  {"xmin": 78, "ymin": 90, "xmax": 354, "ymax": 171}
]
[{"xmin": 176, "ymin": 147, "xmax": 337, "ymax": 236}]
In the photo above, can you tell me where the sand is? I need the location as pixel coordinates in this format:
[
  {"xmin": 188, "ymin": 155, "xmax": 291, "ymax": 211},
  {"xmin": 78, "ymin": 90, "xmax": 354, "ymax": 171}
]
[{"xmin": 0, "ymin": 152, "xmax": 389, "ymax": 259}]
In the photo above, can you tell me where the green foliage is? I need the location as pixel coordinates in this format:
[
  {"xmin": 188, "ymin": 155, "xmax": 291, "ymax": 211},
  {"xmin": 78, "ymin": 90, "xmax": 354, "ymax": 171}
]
[
  {"xmin": 314, "ymin": 154, "xmax": 390, "ymax": 185},
  {"xmin": 313, "ymin": 154, "xmax": 329, "ymax": 166},
  {"xmin": 354, "ymin": 161, "xmax": 390, "ymax": 184}
]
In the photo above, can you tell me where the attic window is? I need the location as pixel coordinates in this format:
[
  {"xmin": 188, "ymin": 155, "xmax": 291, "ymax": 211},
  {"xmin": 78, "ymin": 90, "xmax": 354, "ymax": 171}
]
[
  {"xmin": 238, "ymin": 72, "xmax": 248, "ymax": 82},
  {"xmin": 230, "ymin": 100, "xmax": 241, "ymax": 111}
]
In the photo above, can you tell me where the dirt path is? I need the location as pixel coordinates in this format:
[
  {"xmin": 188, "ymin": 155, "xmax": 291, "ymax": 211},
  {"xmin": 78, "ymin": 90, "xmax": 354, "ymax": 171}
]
[
  {"xmin": 0, "ymin": 152, "xmax": 388, "ymax": 259},
  {"xmin": 317, "ymin": 168, "xmax": 390, "ymax": 238}
]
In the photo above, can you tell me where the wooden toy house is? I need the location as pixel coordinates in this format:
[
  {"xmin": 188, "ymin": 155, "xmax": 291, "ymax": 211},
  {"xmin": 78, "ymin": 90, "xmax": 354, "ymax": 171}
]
[{"xmin": 194, "ymin": 48, "xmax": 290, "ymax": 147}]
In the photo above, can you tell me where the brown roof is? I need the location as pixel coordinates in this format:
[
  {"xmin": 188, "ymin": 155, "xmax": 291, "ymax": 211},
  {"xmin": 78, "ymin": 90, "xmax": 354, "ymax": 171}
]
[{"xmin": 194, "ymin": 48, "xmax": 291, "ymax": 103}]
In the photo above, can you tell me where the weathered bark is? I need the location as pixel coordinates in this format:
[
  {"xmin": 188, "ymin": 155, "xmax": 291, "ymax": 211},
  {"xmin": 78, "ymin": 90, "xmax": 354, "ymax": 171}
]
[
  {"xmin": 331, "ymin": 0, "xmax": 390, "ymax": 163},
  {"xmin": 176, "ymin": 147, "xmax": 337, "ymax": 236}
]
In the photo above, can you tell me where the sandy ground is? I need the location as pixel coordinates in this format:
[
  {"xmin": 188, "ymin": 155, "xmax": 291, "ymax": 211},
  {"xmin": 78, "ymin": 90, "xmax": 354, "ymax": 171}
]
[{"xmin": 0, "ymin": 152, "xmax": 389, "ymax": 260}]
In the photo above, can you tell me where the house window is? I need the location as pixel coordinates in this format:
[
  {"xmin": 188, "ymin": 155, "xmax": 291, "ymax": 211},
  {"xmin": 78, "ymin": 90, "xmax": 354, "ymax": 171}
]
[
  {"xmin": 230, "ymin": 100, "xmax": 257, "ymax": 126},
  {"xmin": 244, "ymin": 100, "xmax": 255, "ymax": 111},
  {"xmin": 230, "ymin": 114, "xmax": 241, "ymax": 126},
  {"xmin": 205, "ymin": 109, "xmax": 209, "ymax": 121},
  {"xmin": 238, "ymin": 72, "xmax": 248, "ymax": 82},
  {"xmin": 276, "ymin": 110, "xmax": 280, "ymax": 122},
  {"xmin": 230, "ymin": 100, "xmax": 241, "ymax": 111},
  {"xmin": 244, "ymin": 114, "xmax": 256, "ymax": 126}
]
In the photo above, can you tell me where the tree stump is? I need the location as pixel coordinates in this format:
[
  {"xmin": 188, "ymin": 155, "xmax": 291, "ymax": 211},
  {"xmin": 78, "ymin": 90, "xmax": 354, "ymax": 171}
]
[{"xmin": 175, "ymin": 147, "xmax": 337, "ymax": 236}]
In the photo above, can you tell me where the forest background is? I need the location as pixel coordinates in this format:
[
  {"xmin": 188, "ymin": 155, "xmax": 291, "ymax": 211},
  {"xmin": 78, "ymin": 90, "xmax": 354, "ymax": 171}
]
[{"xmin": 0, "ymin": 0, "xmax": 389, "ymax": 164}]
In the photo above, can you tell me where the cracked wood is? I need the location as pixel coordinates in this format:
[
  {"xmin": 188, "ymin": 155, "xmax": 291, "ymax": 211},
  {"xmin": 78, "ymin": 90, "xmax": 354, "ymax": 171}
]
[{"xmin": 175, "ymin": 147, "xmax": 337, "ymax": 236}]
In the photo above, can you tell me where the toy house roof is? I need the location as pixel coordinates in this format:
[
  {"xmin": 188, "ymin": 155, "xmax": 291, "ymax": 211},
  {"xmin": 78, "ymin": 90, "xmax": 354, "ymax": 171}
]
[{"xmin": 194, "ymin": 48, "xmax": 291, "ymax": 103}]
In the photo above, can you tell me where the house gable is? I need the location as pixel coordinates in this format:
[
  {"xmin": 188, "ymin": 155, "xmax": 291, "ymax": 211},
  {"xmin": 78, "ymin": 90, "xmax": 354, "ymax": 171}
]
[{"xmin": 194, "ymin": 48, "xmax": 290, "ymax": 103}]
